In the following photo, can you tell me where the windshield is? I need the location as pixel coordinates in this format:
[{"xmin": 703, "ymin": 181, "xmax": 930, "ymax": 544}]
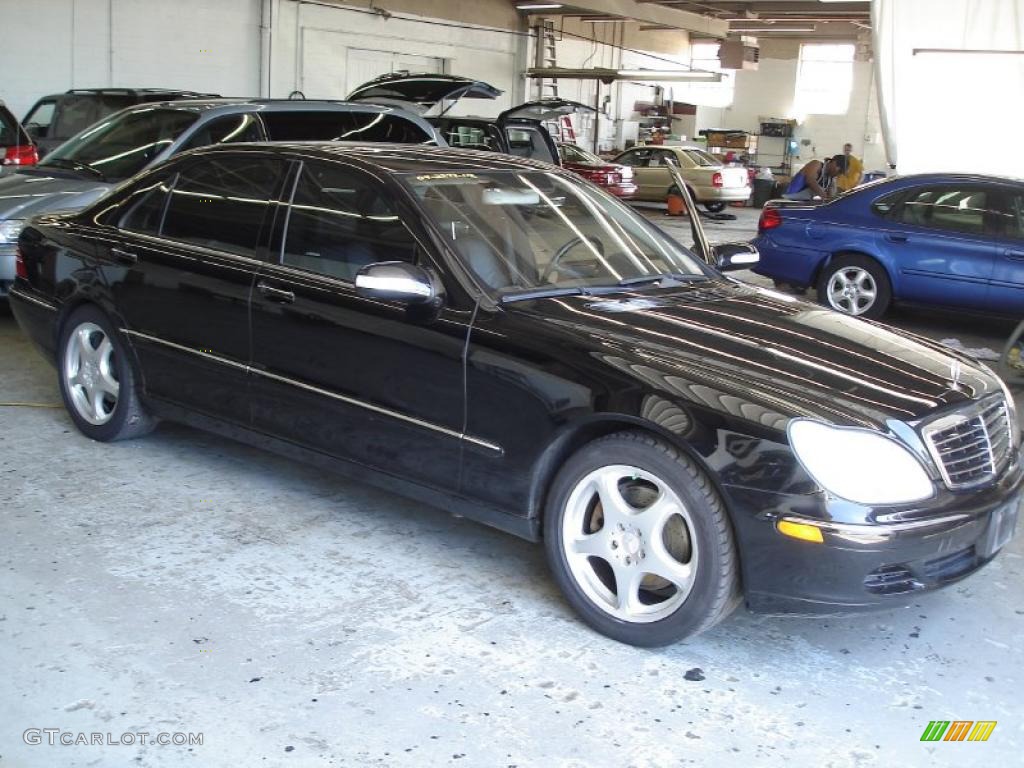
[
  {"xmin": 403, "ymin": 170, "xmax": 710, "ymax": 298},
  {"xmin": 41, "ymin": 107, "xmax": 197, "ymax": 180},
  {"xmin": 682, "ymin": 149, "xmax": 720, "ymax": 167},
  {"xmin": 560, "ymin": 144, "xmax": 602, "ymax": 164}
]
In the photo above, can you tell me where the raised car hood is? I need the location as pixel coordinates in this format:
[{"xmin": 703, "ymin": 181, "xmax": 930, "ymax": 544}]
[
  {"xmin": 0, "ymin": 171, "xmax": 112, "ymax": 219},
  {"xmin": 347, "ymin": 74, "xmax": 502, "ymax": 117},
  {"xmin": 507, "ymin": 280, "xmax": 999, "ymax": 430}
]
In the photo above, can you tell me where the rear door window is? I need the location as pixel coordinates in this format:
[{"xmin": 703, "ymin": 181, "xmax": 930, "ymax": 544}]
[
  {"xmin": 260, "ymin": 111, "xmax": 433, "ymax": 144},
  {"xmin": 895, "ymin": 186, "xmax": 994, "ymax": 236},
  {"xmin": 161, "ymin": 155, "xmax": 285, "ymax": 257}
]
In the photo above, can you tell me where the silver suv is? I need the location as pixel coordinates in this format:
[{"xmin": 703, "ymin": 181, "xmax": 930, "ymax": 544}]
[{"xmin": 0, "ymin": 98, "xmax": 443, "ymax": 296}]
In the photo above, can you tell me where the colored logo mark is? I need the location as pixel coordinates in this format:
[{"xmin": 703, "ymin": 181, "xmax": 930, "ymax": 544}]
[{"xmin": 920, "ymin": 721, "xmax": 996, "ymax": 742}]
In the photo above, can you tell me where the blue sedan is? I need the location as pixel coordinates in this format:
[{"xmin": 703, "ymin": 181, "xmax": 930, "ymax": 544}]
[{"xmin": 751, "ymin": 174, "xmax": 1024, "ymax": 318}]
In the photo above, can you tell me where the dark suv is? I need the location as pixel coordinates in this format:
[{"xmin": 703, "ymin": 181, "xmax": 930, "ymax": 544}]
[{"xmin": 21, "ymin": 88, "xmax": 219, "ymax": 157}]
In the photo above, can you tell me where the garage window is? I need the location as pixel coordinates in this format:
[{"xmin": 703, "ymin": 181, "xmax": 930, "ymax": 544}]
[
  {"xmin": 794, "ymin": 44, "xmax": 855, "ymax": 117},
  {"xmin": 260, "ymin": 111, "xmax": 433, "ymax": 144}
]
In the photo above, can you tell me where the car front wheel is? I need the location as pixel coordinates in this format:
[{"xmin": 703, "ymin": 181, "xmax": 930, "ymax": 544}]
[
  {"xmin": 703, "ymin": 201, "xmax": 727, "ymax": 213},
  {"xmin": 544, "ymin": 432, "xmax": 740, "ymax": 646},
  {"xmin": 58, "ymin": 305, "xmax": 155, "ymax": 441}
]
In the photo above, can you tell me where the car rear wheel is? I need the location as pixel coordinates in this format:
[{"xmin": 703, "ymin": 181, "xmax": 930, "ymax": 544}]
[
  {"xmin": 703, "ymin": 201, "xmax": 727, "ymax": 213},
  {"xmin": 58, "ymin": 305, "xmax": 155, "ymax": 441},
  {"xmin": 817, "ymin": 254, "xmax": 892, "ymax": 319},
  {"xmin": 543, "ymin": 431, "xmax": 740, "ymax": 646}
]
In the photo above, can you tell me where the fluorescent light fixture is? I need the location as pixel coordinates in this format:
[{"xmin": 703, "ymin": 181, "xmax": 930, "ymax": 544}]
[
  {"xmin": 731, "ymin": 25, "xmax": 817, "ymax": 33},
  {"xmin": 617, "ymin": 68, "xmax": 718, "ymax": 79},
  {"xmin": 516, "ymin": 3, "xmax": 564, "ymax": 9},
  {"xmin": 582, "ymin": 17, "xmax": 625, "ymax": 23}
]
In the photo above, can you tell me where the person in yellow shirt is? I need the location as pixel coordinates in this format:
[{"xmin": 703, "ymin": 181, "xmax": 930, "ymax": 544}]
[{"xmin": 836, "ymin": 142, "xmax": 863, "ymax": 192}]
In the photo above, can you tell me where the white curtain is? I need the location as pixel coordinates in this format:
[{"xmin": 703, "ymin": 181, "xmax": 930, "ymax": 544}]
[{"xmin": 872, "ymin": 0, "xmax": 1024, "ymax": 175}]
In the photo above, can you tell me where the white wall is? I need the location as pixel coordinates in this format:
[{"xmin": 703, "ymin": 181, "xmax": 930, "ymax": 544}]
[
  {"xmin": 0, "ymin": 0, "xmax": 262, "ymax": 119},
  {"xmin": 268, "ymin": 0, "xmax": 521, "ymax": 113},
  {"xmin": 717, "ymin": 55, "xmax": 888, "ymax": 172},
  {"xmin": 0, "ymin": 0, "xmax": 521, "ymax": 121}
]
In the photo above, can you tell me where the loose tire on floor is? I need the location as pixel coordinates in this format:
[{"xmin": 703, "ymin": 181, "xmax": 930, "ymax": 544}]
[
  {"xmin": 816, "ymin": 254, "xmax": 892, "ymax": 319},
  {"xmin": 543, "ymin": 431, "xmax": 740, "ymax": 646},
  {"xmin": 58, "ymin": 305, "xmax": 155, "ymax": 442}
]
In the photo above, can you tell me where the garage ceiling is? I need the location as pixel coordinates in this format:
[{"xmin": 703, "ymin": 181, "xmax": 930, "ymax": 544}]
[{"xmin": 517, "ymin": 0, "xmax": 871, "ymax": 38}]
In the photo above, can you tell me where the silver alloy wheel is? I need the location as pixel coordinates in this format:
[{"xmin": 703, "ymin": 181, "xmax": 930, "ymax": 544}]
[
  {"xmin": 561, "ymin": 464, "xmax": 699, "ymax": 623},
  {"xmin": 63, "ymin": 321, "xmax": 120, "ymax": 426},
  {"xmin": 826, "ymin": 266, "xmax": 877, "ymax": 315}
]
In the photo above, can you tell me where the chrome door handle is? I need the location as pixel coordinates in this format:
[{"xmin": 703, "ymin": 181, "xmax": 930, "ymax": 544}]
[
  {"xmin": 256, "ymin": 281, "xmax": 295, "ymax": 304},
  {"xmin": 884, "ymin": 234, "xmax": 908, "ymax": 243},
  {"xmin": 110, "ymin": 246, "xmax": 138, "ymax": 264},
  {"xmin": 1005, "ymin": 249, "xmax": 1024, "ymax": 261}
]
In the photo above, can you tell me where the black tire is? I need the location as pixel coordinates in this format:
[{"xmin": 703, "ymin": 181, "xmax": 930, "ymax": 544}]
[
  {"xmin": 703, "ymin": 201, "xmax": 727, "ymax": 213},
  {"xmin": 57, "ymin": 304, "xmax": 156, "ymax": 441},
  {"xmin": 543, "ymin": 431, "xmax": 740, "ymax": 646},
  {"xmin": 816, "ymin": 254, "xmax": 892, "ymax": 319}
]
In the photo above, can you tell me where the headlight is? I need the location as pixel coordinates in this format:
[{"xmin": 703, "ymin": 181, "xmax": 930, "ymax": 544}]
[
  {"xmin": 0, "ymin": 219, "xmax": 25, "ymax": 244},
  {"xmin": 788, "ymin": 419, "xmax": 934, "ymax": 505}
]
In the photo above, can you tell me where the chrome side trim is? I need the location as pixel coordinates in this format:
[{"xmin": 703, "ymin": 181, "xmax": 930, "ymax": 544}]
[
  {"xmin": 8, "ymin": 287, "xmax": 58, "ymax": 311},
  {"xmin": 120, "ymin": 328, "xmax": 503, "ymax": 455},
  {"xmin": 122, "ymin": 329, "xmax": 249, "ymax": 371}
]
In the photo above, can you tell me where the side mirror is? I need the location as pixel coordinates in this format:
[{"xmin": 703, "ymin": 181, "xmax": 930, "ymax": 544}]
[
  {"xmin": 25, "ymin": 124, "xmax": 47, "ymax": 140},
  {"xmin": 998, "ymin": 318, "xmax": 1024, "ymax": 388},
  {"xmin": 354, "ymin": 261, "xmax": 441, "ymax": 305},
  {"xmin": 713, "ymin": 242, "xmax": 759, "ymax": 271}
]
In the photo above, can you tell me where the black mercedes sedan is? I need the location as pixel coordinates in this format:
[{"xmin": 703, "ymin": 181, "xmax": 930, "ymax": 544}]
[{"xmin": 9, "ymin": 143, "xmax": 1021, "ymax": 646}]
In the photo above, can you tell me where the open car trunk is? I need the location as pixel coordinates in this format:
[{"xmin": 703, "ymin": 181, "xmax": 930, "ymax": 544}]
[{"xmin": 347, "ymin": 73, "xmax": 502, "ymax": 117}]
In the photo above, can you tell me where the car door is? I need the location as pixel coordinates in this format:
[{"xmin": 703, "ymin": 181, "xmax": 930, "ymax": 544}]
[
  {"xmin": 988, "ymin": 185, "xmax": 1024, "ymax": 312},
  {"xmin": 108, "ymin": 151, "xmax": 288, "ymax": 424},
  {"xmin": 878, "ymin": 183, "xmax": 997, "ymax": 310},
  {"xmin": 248, "ymin": 158, "xmax": 470, "ymax": 492}
]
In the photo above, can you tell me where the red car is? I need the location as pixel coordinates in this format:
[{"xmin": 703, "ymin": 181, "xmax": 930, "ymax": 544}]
[{"xmin": 557, "ymin": 142, "xmax": 636, "ymax": 198}]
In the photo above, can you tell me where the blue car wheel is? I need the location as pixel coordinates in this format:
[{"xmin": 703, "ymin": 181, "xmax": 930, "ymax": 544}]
[{"xmin": 816, "ymin": 255, "xmax": 892, "ymax": 319}]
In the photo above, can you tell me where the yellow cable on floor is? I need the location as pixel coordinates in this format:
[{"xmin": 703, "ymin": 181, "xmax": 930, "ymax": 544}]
[{"xmin": 0, "ymin": 402, "xmax": 63, "ymax": 408}]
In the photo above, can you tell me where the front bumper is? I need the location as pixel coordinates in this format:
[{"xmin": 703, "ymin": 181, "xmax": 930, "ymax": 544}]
[{"xmin": 726, "ymin": 450, "xmax": 1023, "ymax": 615}]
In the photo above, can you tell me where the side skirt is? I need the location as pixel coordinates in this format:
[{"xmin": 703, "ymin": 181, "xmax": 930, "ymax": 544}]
[{"xmin": 144, "ymin": 397, "xmax": 541, "ymax": 542}]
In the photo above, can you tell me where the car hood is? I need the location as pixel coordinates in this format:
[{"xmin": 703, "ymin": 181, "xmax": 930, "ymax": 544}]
[
  {"xmin": 506, "ymin": 280, "xmax": 1000, "ymax": 431},
  {"xmin": 0, "ymin": 171, "xmax": 113, "ymax": 220}
]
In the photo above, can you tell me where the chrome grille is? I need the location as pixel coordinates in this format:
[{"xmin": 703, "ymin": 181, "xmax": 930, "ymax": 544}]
[{"xmin": 922, "ymin": 397, "xmax": 1012, "ymax": 490}]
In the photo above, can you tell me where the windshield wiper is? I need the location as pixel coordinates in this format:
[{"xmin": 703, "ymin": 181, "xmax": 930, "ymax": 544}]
[
  {"xmin": 42, "ymin": 158, "xmax": 107, "ymax": 181},
  {"xmin": 616, "ymin": 273, "xmax": 709, "ymax": 288},
  {"xmin": 500, "ymin": 286, "xmax": 588, "ymax": 304}
]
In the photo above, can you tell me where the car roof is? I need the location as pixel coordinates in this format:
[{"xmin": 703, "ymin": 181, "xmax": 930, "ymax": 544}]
[
  {"xmin": 116, "ymin": 98, "xmax": 431, "ymax": 115},
  {"xmin": 882, "ymin": 172, "xmax": 1024, "ymax": 186},
  {"xmin": 187, "ymin": 141, "xmax": 564, "ymax": 174}
]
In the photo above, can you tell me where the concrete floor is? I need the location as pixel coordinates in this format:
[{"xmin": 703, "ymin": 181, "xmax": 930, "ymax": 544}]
[{"xmin": 2, "ymin": 213, "xmax": 1022, "ymax": 767}]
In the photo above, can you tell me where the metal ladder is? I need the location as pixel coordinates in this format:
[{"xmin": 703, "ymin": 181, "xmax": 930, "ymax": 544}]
[{"xmin": 534, "ymin": 19, "xmax": 559, "ymax": 100}]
